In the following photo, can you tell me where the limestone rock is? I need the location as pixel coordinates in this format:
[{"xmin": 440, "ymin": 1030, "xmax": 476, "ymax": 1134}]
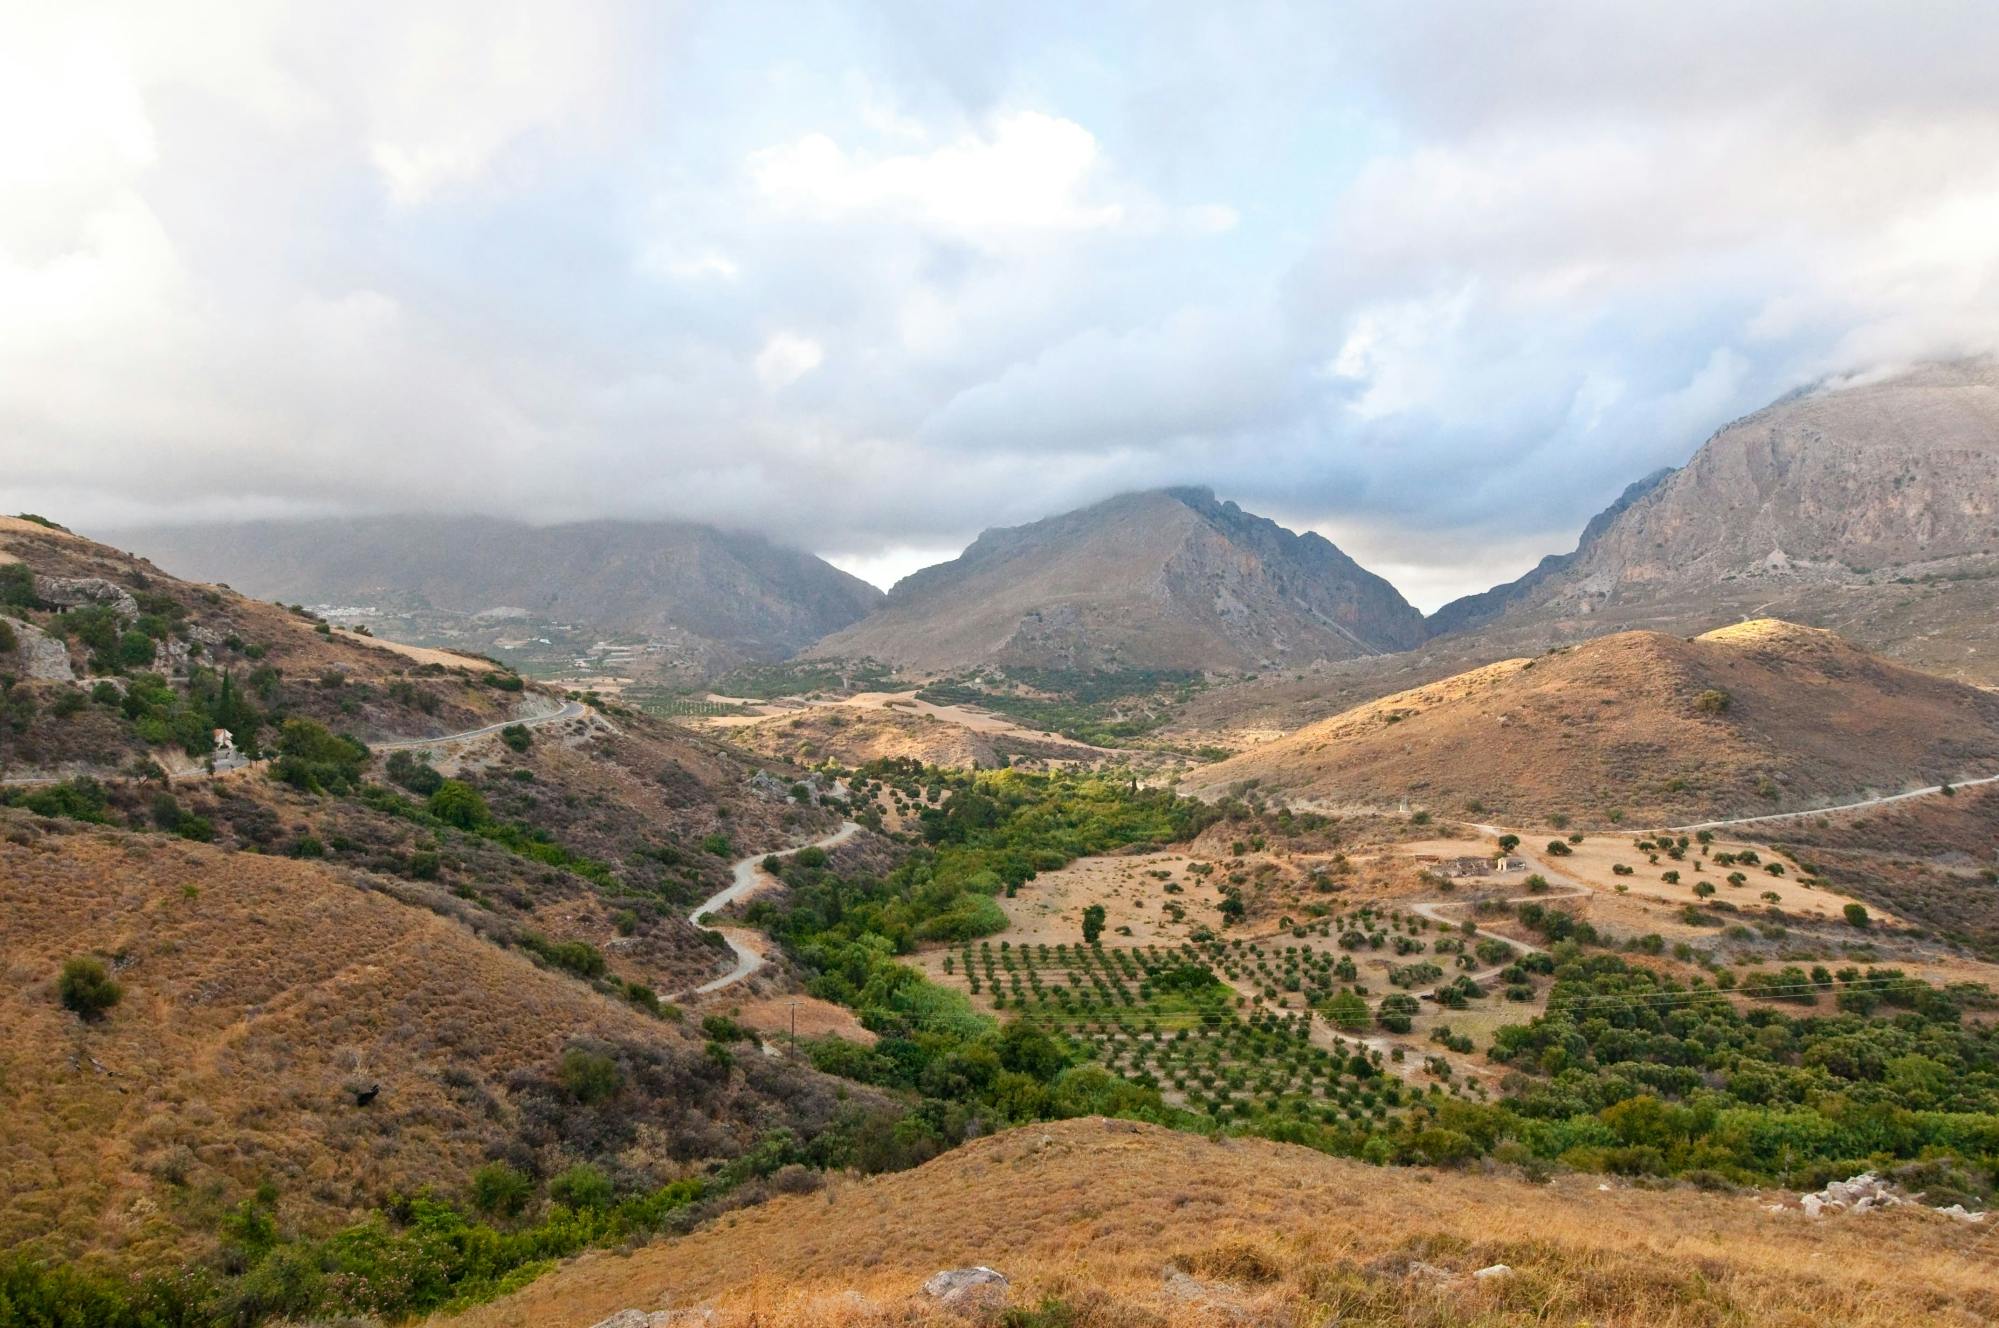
[
  {"xmin": 921, "ymin": 1266, "xmax": 1009, "ymax": 1315},
  {"xmin": 2, "ymin": 616, "xmax": 73, "ymax": 682}
]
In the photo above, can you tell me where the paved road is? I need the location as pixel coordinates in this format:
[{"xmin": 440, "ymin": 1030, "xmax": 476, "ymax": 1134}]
[
  {"xmin": 1664, "ymin": 772, "xmax": 1999, "ymax": 832},
  {"xmin": 683, "ymin": 820, "xmax": 862, "ymax": 997},
  {"xmin": 1, "ymin": 696, "xmax": 589, "ymax": 787}
]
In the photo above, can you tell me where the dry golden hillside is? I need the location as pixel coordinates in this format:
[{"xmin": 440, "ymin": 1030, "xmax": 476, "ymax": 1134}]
[
  {"xmin": 0, "ymin": 810, "xmax": 858, "ymax": 1268},
  {"xmin": 1183, "ymin": 620, "xmax": 1999, "ymax": 826},
  {"xmin": 445, "ymin": 1116, "xmax": 1998, "ymax": 1328},
  {"xmin": 732, "ymin": 705, "xmax": 1007, "ymax": 769}
]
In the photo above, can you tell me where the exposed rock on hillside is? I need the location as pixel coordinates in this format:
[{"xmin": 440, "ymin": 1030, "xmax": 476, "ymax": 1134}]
[{"xmin": 1429, "ymin": 359, "xmax": 1999, "ymax": 682}]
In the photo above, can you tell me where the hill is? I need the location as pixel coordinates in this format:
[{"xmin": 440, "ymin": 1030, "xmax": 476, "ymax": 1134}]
[
  {"xmin": 1181, "ymin": 620, "xmax": 1999, "ymax": 825},
  {"xmin": 1429, "ymin": 359, "xmax": 1999, "ymax": 684},
  {"xmin": 809, "ymin": 488, "xmax": 1427, "ymax": 674},
  {"xmin": 1, "ymin": 515, "xmax": 528, "ymax": 778},
  {"xmin": 442, "ymin": 1116, "xmax": 1996, "ymax": 1327},
  {"xmin": 102, "ymin": 515, "xmax": 885, "ymax": 680},
  {"xmin": 0, "ymin": 810, "xmax": 874, "ymax": 1270}
]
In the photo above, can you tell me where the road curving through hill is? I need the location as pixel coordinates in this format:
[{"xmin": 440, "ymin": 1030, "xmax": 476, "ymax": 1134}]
[{"xmin": 684, "ymin": 820, "xmax": 862, "ymax": 997}]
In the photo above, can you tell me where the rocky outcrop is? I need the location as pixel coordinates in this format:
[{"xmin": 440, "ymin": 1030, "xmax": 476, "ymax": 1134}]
[
  {"xmin": 1, "ymin": 615, "xmax": 74, "ymax": 682},
  {"xmin": 32, "ymin": 575, "xmax": 138, "ymax": 619},
  {"xmin": 810, "ymin": 488, "xmax": 1427, "ymax": 673}
]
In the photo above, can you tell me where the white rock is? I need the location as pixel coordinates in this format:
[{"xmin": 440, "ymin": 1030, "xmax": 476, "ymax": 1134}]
[
  {"xmin": 1472, "ymin": 1264, "xmax": 1514, "ymax": 1281},
  {"xmin": 1936, "ymin": 1205, "xmax": 1987, "ymax": 1224},
  {"xmin": 922, "ymin": 1266, "xmax": 1009, "ymax": 1315}
]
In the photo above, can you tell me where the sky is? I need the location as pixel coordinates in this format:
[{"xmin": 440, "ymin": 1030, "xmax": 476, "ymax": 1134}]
[{"xmin": 5, "ymin": 3, "xmax": 1999, "ymax": 611}]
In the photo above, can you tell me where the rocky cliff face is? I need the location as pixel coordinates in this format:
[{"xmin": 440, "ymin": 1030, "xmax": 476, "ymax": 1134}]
[
  {"xmin": 809, "ymin": 488, "xmax": 1427, "ymax": 673},
  {"xmin": 1558, "ymin": 359, "xmax": 1999, "ymax": 599},
  {"xmin": 1426, "ymin": 358, "xmax": 1999, "ymax": 683}
]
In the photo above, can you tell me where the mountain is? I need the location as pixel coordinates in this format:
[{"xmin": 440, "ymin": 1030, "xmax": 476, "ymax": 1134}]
[
  {"xmin": 1426, "ymin": 467, "xmax": 1674, "ymax": 637},
  {"xmin": 1182, "ymin": 619, "xmax": 1999, "ymax": 825},
  {"xmin": 809, "ymin": 488, "xmax": 1428, "ymax": 674},
  {"xmin": 103, "ymin": 515, "xmax": 885, "ymax": 676},
  {"xmin": 1428, "ymin": 358, "xmax": 1999, "ymax": 681}
]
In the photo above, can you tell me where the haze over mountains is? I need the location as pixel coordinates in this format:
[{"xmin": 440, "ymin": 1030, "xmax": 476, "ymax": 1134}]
[
  {"xmin": 108, "ymin": 515, "xmax": 884, "ymax": 673},
  {"xmin": 91, "ymin": 357, "xmax": 1999, "ymax": 688}
]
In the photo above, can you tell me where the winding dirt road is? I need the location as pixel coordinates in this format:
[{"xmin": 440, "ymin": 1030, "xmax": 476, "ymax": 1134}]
[{"xmin": 683, "ymin": 820, "xmax": 862, "ymax": 997}]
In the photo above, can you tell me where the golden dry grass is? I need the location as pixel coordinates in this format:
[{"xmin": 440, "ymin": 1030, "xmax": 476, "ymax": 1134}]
[
  {"xmin": 1184, "ymin": 621, "xmax": 1999, "ymax": 826},
  {"xmin": 0, "ymin": 811, "xmax": 703, "ymax": 1266},
  {"xmin": 443, "ymin": 1116, "xmax": 1999, "ymax": 1328}
]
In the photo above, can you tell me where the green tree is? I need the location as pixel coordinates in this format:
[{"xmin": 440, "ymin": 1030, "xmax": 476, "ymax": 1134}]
[
  {"xmin": 1843, "ymin": 902, "xmax": 1871, "ymax": 929},
  {"xmin": 1081, "ymin": 903, "xmax": 1107, "ymax": 946}
]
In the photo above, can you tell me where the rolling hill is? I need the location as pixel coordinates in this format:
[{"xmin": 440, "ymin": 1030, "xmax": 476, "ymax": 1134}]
[
  {"xmin": 809, "ymin": 487, "xmax": 1427, "ymax": 674},
  {"xmin": 441, "ymin": 1116, "xmax": 1995, "ymax": 1328},
  {"xmin": 1181, "ymin": 619, "xmax": 1999, "ymax": 825},
  {"xmin": 0, "ymin": 810, "xmax": 871, "ymax": 1269}
]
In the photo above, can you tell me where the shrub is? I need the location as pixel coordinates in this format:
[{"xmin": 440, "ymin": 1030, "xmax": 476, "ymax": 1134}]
[
  {"xmin": 427, "ymin": 780, "xmax": 489, "ymax": 830},
  {"xmin": 1693, "ymin": 689, "xmax": 1731, "ymax": 716},
  {"xmin": 547, "ymin": 1162, "xmax": 613, "ymax": 1210},
  {"xmin": 59, "ymin": 957, "xmax": 122, "ymax": 1019},
  {"xmin": 270, "ymin": 718, "xmax": 368, "ymax": 794},
  {"xmin": 499, "ymin": 723, "xmax": 531, "ymax": 753},
  {"xmin": 560, "ymin": 1047, "xmax": 621, "ymax": 1103},
  {"xmin": 470, "ymin": 1162, "xmax": 532, "ymax": 1217},
  {"xmin": 1843, "ymin": 903, "xmax": 1871, "ymax": 929},
  {"xmin": 1544, "ymin": 840, "xmax": 1572, "ymax": 857}
]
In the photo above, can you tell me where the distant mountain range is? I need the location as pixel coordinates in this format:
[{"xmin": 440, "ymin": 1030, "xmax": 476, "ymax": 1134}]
[
  {"xmin": 809, "ymin": 487, "xmax": 1428, "ymax": 673},
  {"xmin": 104, "ymin": 515, "xmax": 884, "ymax": 673},
  {"xmin": 101, "ymin": 357, "xmax": 1999, "ymax": 686}
]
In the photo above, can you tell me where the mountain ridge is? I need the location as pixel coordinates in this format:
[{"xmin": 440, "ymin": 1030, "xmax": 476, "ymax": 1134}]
[
  {"xmin": 101, "ymin": 514, "xmax": 885, "ymax": 672},
  {"xmin": 811, "ymin": 487, "xmax": 1428, "ymax": 673}
]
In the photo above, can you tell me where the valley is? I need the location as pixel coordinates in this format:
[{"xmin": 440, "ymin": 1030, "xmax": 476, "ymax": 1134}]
[{"xmin": 8, "ymin": 360, "xmax": 1999, "ymax": 1328}]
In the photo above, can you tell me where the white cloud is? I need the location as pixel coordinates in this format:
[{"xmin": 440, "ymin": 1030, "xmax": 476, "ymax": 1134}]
[
  {"xmin": 749, "ymin": 111, "xmax": 1128, "ymax": 243},
  {"xmin": 7, "ymin": 1, "xmax": 1999, "ymax": 605},
  {"xmin": 754, "ymin": 332, "xmax": 824, "ymax": 389}
]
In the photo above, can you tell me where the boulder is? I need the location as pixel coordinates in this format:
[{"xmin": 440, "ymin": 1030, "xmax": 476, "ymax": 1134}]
[
  {"xmin": 1472, "ymin": 1264, "xmax": 1514, "ymax": 1281},
  {"xmin": 921, "ymin": 1266, "xmax": 1009, "ymax": 1315}
]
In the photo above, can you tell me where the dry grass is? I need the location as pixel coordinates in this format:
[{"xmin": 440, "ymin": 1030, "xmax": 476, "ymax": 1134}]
[
  {"xmin": 1184, "ymin": 621, "xmax": 1999, "ymax": 827},
  {"xmin": 0, "ymin": 811, "xmax": 719, "ymax": 1266},
  {"xmin": 442, "ymin": 1116, "xmax": 1999, "ymax": 1327}
]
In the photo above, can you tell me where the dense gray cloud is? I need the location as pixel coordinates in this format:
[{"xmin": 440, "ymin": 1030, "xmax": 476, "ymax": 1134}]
[{"xmin": 5, "ymin": 2, "xmax": 1998, "ymax": 608}]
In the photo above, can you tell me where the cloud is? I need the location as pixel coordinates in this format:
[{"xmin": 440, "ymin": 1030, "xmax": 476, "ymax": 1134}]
[
  {"xmin": 6, "ymin": 2, "xmax": 1999, "ymax": 610},
  {"xmin": 754, "ymin": 332, "xmax": 825, "ymax": 389}
]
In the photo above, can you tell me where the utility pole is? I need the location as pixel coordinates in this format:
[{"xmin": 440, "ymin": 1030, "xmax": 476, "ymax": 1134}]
[{"xmin": 789, "ymin": 999, "xmax": 798, "ymax": 1053}]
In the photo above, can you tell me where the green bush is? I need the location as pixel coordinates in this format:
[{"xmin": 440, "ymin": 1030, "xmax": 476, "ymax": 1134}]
[
  {"xmin": 499, "ymin": 723, "xmax": 531, "ymax": 753},
  {"xmin": 428, "ymin": 780, "xmax": 490, "ymax": 830},
  {"xmin": 548, "ymin": 1163, "xmax": 613, "ymax": 1210},
  {"xmin": 560, "ymin": 1048, "xmax": 622, "ymax": 1103},
  {"xmin": 470, "ymin": 1162, "xmax": 533, "ymax": 1218},
  {"xmin": 58, "ymin": 956, "xmax": 122, "ymax": 1019}
]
